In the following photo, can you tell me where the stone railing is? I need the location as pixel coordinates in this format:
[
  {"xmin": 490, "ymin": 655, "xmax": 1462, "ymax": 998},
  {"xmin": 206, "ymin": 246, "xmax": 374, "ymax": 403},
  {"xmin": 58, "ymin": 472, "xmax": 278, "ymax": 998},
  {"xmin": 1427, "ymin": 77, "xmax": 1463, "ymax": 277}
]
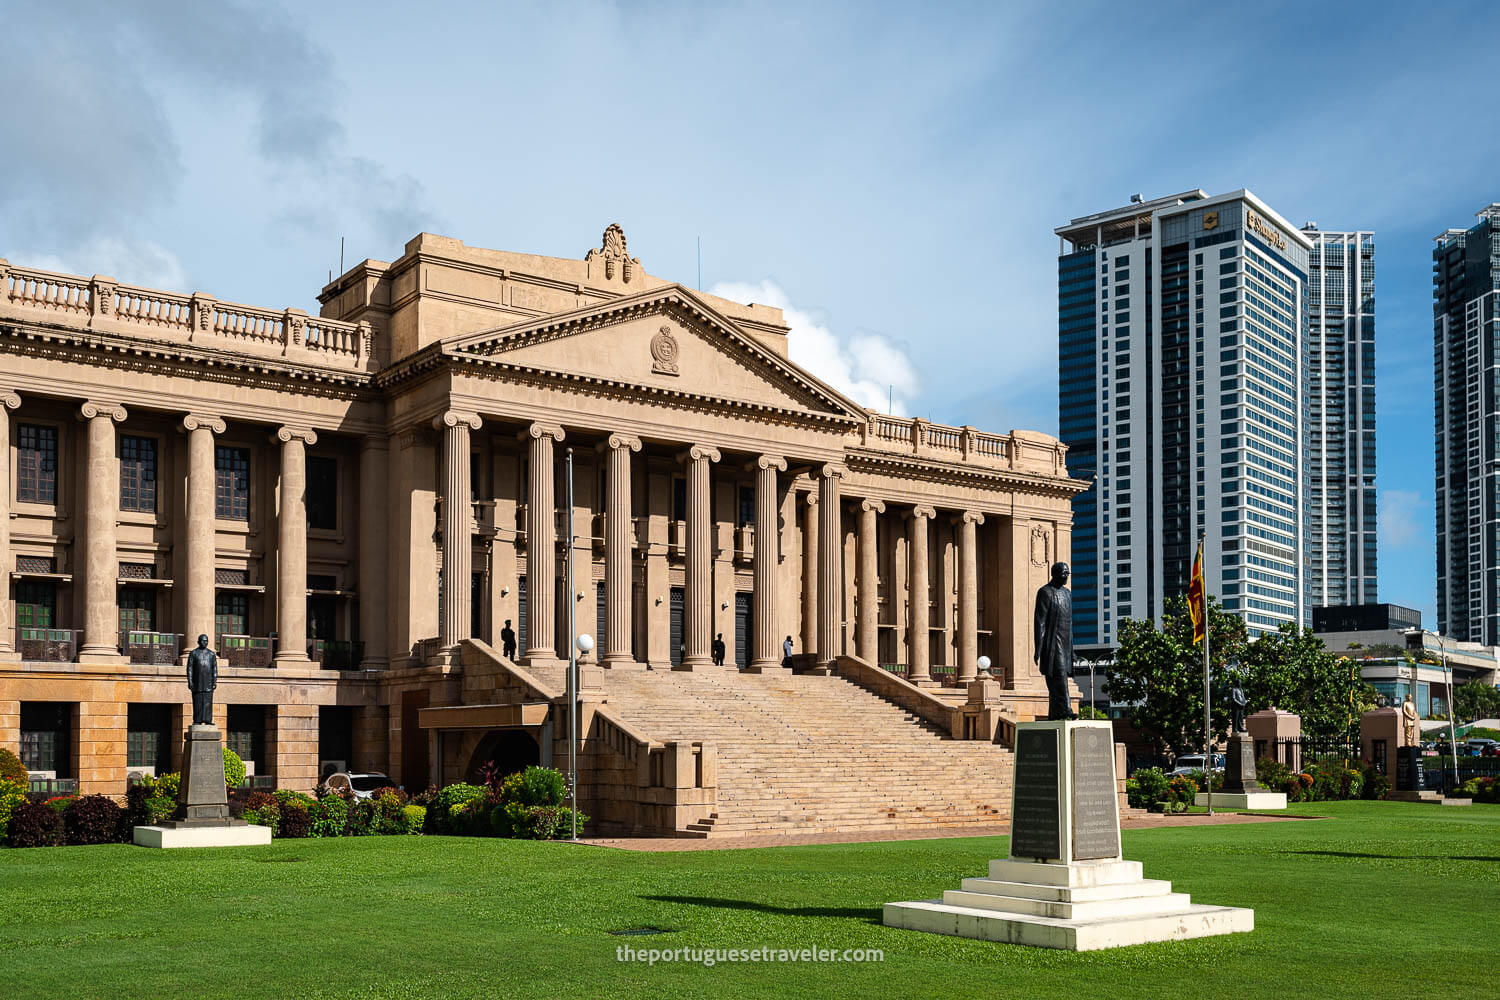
[
  {"xmin": 852, "ymin": 411, "xmax": 1069, "ymax": 478},
  {"xmin": 0, "ymin": 260, "xmax": 381, "ymax": 375},
  {"xmin": 589, "ymin": 704, "xmax": 717, "ymax": 836}
]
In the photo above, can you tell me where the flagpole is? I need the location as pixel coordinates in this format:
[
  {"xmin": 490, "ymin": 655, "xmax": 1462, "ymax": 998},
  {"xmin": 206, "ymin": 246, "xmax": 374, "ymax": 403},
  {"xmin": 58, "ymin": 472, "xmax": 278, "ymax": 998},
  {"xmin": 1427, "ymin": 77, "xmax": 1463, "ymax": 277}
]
[{"xmin": 1202, "ymin": 530, "xmax": 1212, "ymax": 817}]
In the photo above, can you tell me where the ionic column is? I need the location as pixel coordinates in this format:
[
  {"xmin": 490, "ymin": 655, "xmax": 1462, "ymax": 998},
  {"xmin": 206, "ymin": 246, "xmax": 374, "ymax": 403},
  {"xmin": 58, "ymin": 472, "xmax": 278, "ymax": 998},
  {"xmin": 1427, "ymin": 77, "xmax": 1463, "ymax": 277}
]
[
  {"xmin": 816, "ymin": 463, "xmax": 845, "ymax": 668},
  {"xmin": 751, "ymin": 454, "xmax": 787, "ymax": 670},
  {"xmin": 907, "ymin": 505, "xmax": 935, "ymax": 684},
  {"xmin": 78, "ymin": 401, "xmax": 127, "ymax": 660},
  {"xmin": 601, "ymin": 433, "xmax": 641, "ymax": 666},
  {"xmin": 272, "ymin": 426, "xmax": 317, "ymax": 665},
  {"xmin": 435, "ymin": 411, "xmax": 481, "ymax": 650},
  {"xmin": 857, "ymin": 498, "xmax": 885, "ymax": 663},
  {"xmin": 801, "ymin": 490, "xmax": 818, "ymax": 657},
  {"xmin": 0, "ymin": 390, "xmax": 19, "ymax": 660},
  {"xmin": 358, "ymin": 435, "xmax": 390, "ymax": 668},
  {"xmin": 677, "ymin": 444, "xmax": 720, "ymax": 669},
  {"xmin": 957, "ymin": 509, "xmax": 984, "ymax": 683},
  {"xmin": 180, "ymin": 414, "xmax": 225, "ymax": 658},
  {"xmin": 521, "ymin": 422, "xmax": 565, "ymax": 662}
]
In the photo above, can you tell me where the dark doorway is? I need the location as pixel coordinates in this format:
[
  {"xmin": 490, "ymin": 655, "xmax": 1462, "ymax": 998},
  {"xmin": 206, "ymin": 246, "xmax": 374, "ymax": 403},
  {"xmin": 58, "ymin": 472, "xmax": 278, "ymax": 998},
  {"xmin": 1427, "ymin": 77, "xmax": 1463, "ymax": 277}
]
[
  {"xmin": 735, "ymin": 592, "xmax": 752, "ymax": 667},
  {"xmin": 319, "ymin": 706, "xmax": 355, "ymax": 777},
  {"xmin": 226, "ymin": 705, "xmax": 266, "ymax": 774},
  {"xmin": 464, "ymin": 729, "xmax": 540, "ymax": 784},
  {"xmin": 400, "ymin": 690, "xmax": 430, "ymax": 791},
  {"xmin": 670, "ymin": 587, "xmax": 685, "ymax": 666}
]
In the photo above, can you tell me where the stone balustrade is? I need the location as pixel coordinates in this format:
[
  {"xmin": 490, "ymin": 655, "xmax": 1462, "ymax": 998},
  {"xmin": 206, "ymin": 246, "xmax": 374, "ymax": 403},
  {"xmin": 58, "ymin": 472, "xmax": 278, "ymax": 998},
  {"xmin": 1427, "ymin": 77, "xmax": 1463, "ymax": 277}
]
[
  {"xmin": 853, "ymin": 410, "xmax": 1068, "ymax": 478},
  {"xmin": 0, "ymin": 260, "xmax": 380, "ymax": 375}
]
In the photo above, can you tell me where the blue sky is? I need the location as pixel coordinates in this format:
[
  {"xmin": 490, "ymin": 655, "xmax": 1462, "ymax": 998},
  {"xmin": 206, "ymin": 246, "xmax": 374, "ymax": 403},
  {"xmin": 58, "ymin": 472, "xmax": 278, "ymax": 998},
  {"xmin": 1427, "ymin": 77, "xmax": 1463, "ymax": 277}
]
[{"xmin": 3, "ymin": 0, "xmax": 1498, "ymax": 626}]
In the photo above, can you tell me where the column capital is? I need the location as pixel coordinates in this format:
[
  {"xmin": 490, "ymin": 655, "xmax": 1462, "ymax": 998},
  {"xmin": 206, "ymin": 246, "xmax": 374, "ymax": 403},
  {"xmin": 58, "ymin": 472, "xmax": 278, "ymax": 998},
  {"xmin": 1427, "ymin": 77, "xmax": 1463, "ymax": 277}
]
[
  {"xmin": 818, "ymin": 462, "xmax": 847, "ymax": 480},
  {"xmin": 0, "ymin": 388, "xmax": 19, "ymax": 411},
  {"xmin": 273, "ymin": 426, "xmax": 318, "ymax": 445},
  {"xmin": 959, "ymin": 510, "xmax": 985, "ymax": 525},
  {"xmin": 359, "ymin": 434, "xmax": 390, "ymax": 452},
  {"xmin": 600, "ymin": 433, "xmax": 642, "ymax": 453},
  {"xmin": 677, "ymin": 443, "xmax": 721, "ymax": 464},
  {"xmin": 859, "ymin": 497, "xmax": 886, "ymax": 514},
  {"xmin": 77, "ymin": 400, "xmax": 127, "ymax": 422},
  {"xmin": 804, "ymin": 490, "xmax": 819, "ymax": 507},
  {"xmin": 520, "ymin": 422, "xmax": 565, "ymax": 443},
  {"xmin": 180, "ymin": 413, "xmax": 226, "ymax": 434},
  {"xmin": 910, "ymin": 504, "xmax": 936, "ymax": 520},
  {"xmin": 750, "ymin": 454, "xmax": 787, "ymax": 472},
  {"xmin": 433, "ymin": 409, "xmax": 482, "ymax": 432}
]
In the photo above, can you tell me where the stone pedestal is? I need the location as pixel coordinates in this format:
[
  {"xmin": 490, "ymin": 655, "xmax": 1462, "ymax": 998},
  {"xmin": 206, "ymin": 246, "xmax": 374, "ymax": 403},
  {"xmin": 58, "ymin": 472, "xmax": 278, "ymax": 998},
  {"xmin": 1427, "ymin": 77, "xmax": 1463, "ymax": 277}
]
[
  {"xmin": 134, "ymin": 724, "xmax": 270, "ymax": 849},
  {"xmin": 885, "ymin": 720, "xmax": 1254, "ymax": 950},
  {"xmin": 1224, "ymin": 733, "xmax": 1259, "ymax": 793},
  {"xmin": 1396, "ymin": 746, "xmax": 1425, "ymax": 792}
]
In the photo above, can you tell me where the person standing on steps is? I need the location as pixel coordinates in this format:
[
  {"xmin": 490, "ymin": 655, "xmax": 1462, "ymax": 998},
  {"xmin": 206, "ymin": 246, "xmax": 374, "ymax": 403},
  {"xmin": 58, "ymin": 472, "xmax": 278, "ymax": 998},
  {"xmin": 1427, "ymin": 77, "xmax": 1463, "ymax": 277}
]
[
  {"xmin": 500, "ymin": 619, "xmax": 517, "ymax": 660},
  {"xmin": 711, "ymin": 632, "xmax": 727, "ymax": 666},
  {"xmin": 782, "ymin": 635, "xmax": 794, "ymax": 670}
]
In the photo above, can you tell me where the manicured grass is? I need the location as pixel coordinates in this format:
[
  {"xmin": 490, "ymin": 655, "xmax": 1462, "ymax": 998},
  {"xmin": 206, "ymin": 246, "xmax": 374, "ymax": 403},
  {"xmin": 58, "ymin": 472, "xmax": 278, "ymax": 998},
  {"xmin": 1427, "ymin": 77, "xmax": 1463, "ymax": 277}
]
[{"xmin": 2, "ymin": 801, "xmax": 1497, "ymax": 999}]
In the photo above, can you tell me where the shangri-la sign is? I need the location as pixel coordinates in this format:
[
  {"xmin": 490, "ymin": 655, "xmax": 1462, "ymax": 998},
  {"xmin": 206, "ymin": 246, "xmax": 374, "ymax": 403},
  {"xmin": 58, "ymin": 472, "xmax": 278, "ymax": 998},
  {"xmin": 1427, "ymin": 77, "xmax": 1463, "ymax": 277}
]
[{"xmin": 1245, "ymin": 209, "xmax": 1287, "ymax": 251}]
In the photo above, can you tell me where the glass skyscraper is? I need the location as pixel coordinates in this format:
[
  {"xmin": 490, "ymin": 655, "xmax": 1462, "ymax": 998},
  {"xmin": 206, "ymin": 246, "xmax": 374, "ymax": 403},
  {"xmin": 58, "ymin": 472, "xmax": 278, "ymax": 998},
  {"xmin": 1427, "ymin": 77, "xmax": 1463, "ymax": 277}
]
[
  {"xmin": 1435, "ymin": 204, "xmax": 1500, "ymax": 643},
  {"xmin": 1302, "ymin": 225, "xmax": 1377, "ymax": 608},
  {"xmin": 1056, "ymin": 190, "xmax": 1311, "ymax": 643}
]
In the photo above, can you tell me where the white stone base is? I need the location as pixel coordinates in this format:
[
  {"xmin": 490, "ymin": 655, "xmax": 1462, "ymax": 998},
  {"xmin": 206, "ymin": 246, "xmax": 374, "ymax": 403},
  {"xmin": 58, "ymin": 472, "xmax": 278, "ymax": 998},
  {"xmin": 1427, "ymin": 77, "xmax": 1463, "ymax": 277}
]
[
  {"xmin": 133, "ymin": 824, "xmax": 273, "ymax": 849},
  {"xmin": 1193, "ymin": 791, "xmax": 1287, "ymax": 810},
  {"xmin": 883, "ymin": 857, "xmax": 1253, "ymax": 951}
]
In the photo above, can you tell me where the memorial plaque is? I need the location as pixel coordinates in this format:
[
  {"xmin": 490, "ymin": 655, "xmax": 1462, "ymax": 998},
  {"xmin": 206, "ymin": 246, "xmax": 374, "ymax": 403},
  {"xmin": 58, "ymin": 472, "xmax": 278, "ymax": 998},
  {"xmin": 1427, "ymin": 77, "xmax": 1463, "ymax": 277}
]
[
  {"xmin": 1010, "ymin": 727, "xmax": 1061, "ymax": 860},
  {"xmin": 1396, "ymin": 746, "xmax": 1425, "ymax": 792},
  {"xmin": 1070, "ymin": 726, "xmax": 1121, "ymax": 861},
  {"xmin": 1223, "ymin": 735, "xmax": 1260, "ymax": 793}
]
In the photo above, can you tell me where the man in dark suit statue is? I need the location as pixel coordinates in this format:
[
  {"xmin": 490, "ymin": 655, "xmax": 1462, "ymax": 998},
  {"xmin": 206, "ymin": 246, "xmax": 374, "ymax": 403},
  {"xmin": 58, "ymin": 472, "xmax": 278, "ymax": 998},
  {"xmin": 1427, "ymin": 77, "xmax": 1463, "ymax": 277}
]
[
  {"xmin": 1034, "ymin": 562, "xmax": 1077, "ymax": 721},
  {"xmin": 500, "ymin": 619, "xmax": 518, "ymax": 660},
  {"xmin": 186, "ymin": 634, "xmax": 217, "ymax": 726},
  {"xmin": 1229, "ymin": 682, "xmax": 1249, "ymax": 734}
]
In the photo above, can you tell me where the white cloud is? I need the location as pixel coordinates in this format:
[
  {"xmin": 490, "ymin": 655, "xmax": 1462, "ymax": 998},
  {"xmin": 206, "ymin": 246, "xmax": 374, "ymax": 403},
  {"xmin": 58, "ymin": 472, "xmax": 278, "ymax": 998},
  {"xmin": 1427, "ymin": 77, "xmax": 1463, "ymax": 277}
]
[
  {"xmin": 1379, "ymin": 489, "xmax": 1429, "ymax": 549},
  {"xmin": 4, "ymin": 237, "xmax": 187, "ymax": 291},
  {"xmin": 709, "ymin": 279, "xmax": 919, "ymax": 415}
]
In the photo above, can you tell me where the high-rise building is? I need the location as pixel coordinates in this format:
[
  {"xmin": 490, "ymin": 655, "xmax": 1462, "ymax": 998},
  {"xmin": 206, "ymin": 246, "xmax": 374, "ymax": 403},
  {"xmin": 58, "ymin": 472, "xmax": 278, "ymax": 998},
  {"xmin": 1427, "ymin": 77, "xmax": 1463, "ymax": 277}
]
[
  {"xmin": 1434, "ymin": 204, "xmax": 1500, "ymax": 643},
  {"xmin": 1302, "ymin": 225, "xmax": 1377, "ymax": 607},
  {"xmin": 1056, "ymin": 189, "xmax": 1311, "ymax": 643}
]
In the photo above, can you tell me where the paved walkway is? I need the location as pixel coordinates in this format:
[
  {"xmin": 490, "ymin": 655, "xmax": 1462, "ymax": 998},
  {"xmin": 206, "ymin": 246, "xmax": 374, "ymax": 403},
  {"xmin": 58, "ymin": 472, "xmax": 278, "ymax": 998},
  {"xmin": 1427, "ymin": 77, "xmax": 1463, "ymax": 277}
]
[{"xmin": 573, "ymin": 810, "xmax": 1316, "ymax": 852}]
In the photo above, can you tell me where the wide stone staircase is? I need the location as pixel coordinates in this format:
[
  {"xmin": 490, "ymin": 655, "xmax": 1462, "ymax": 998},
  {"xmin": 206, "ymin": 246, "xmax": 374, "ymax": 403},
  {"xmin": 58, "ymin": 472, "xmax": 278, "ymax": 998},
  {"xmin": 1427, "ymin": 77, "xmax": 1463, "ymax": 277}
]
[{"xmin": 571, "ymin": 667, "xmax": 1015, "ymax": 837}]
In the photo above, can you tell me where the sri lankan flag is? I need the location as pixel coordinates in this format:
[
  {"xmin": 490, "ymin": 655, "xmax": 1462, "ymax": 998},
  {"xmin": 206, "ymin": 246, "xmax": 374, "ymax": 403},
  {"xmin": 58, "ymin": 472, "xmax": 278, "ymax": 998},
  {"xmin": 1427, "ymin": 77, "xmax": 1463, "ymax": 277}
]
[{"xmin": 1187, "ymin": 540, "xmax": 1206, "ymax": 645}]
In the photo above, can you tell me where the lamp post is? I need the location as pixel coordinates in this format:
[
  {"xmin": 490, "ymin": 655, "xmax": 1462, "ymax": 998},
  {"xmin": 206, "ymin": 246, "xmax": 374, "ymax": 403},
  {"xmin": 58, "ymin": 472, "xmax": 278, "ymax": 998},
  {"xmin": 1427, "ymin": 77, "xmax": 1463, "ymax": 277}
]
[
  {"xmin": 1406, "ymin": 628, "xmax": 1460, "ymax": 792},
  {"xmin": 976, "ymin": 655, "xmax": 991, "ymax": 677},
  {"xmin": 571, "ymin": 632, "xmax": 593, "ymax": 840}
]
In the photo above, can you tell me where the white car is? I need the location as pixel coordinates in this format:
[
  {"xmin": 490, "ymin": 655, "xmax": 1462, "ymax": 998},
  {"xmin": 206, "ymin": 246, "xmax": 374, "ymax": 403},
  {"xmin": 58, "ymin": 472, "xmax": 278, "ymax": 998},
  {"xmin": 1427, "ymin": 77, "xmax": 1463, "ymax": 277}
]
[
  {"xmin": 1168, "ymin": 753, "xmax": 1224, "ymax": 776},
  {"xmin": 323, "ymin": 772, "xmax": 396, "ymax": 800}
]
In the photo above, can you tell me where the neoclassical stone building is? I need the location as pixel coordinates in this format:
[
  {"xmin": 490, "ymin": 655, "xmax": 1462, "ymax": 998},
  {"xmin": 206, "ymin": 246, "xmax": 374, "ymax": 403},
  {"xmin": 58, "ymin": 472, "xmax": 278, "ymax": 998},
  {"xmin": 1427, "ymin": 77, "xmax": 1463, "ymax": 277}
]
[{"xmin": 0, "ymin": 226, "xmax": 1081, "ymax": 835}]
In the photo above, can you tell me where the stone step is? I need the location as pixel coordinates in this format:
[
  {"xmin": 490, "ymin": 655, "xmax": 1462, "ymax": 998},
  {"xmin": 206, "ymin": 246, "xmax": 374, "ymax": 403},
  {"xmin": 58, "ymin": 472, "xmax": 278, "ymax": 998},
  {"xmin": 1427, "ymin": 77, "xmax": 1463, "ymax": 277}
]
[
  {"xmin": 958, "ymin": 877, "xmax": 1174, "ymax": 903},
  {"xmin": 942, "ymin": 888, "xmax": 1194, "ymax": 921}
]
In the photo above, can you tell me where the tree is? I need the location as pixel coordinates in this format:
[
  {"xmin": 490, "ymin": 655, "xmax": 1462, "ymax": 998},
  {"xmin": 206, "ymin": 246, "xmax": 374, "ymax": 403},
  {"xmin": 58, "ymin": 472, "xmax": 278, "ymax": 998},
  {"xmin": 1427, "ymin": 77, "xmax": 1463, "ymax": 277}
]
[
  {"xmin": 1454, "ymin": 681, "xmax": 1500, "ymax": 724},
  {"xmin": 1107, "ymin": 595, "xmax": 1247, "ymax": 757},
  {"xmin": 1241, "ymin": 622, "xmax": 1373, "ymax": 739}
]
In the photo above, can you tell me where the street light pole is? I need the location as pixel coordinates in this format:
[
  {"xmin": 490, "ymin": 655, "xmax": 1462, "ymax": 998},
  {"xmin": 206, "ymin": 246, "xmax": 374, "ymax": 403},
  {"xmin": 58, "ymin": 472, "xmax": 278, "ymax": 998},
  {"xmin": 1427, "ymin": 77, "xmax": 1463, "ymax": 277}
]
[{"xmin": 1441, "ymin": 636, "xmax": 1458, "ymax": 791}]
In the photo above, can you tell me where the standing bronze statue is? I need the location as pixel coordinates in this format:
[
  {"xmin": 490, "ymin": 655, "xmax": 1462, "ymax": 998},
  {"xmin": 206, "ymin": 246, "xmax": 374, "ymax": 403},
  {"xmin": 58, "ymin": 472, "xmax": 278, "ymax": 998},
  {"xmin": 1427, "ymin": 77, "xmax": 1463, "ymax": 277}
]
[
  {"xmin": 1228, "ymin": 682, "xmax": 1248, "ymax": 734},
  {"xmin": 1034, "ymin": 562, "xmax": 1076, "ymax": 721},
  {"xmin": 186, "ymin": 634, "xmax": 218, "ymax": 726}
]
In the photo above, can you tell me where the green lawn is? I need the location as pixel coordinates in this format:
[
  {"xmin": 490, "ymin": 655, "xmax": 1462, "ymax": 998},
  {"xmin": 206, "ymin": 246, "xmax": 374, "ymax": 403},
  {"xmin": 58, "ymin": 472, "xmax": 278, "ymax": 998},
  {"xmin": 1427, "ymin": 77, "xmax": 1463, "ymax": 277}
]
[{"xmin": 2, "ymin": 801, "xmax": 1496, "ymax": 999}]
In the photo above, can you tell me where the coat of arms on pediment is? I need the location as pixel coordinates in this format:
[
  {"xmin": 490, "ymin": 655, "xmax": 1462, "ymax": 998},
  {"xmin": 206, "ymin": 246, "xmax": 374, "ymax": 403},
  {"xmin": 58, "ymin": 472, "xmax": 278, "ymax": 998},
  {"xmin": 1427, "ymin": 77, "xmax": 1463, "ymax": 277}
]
[{"xmin": 650, "ymin": 324, "xmax": 680, "ymax": 376}]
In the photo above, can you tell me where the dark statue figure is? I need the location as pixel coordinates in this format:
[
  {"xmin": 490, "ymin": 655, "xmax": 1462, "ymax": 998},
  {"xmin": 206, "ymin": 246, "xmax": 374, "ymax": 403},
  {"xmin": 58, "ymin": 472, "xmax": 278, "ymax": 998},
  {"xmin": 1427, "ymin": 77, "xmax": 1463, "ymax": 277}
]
[
  {"xmin": 1228, "ymin": 682, "xmax": 1248, "ymax": 734},
  {"xmin": 1034, "ymin": 562, "xmax": 1076, "ymax": 721},
  {"xmin": 186, "ymin": 634, "xmax": 218, "ymax": 726}
]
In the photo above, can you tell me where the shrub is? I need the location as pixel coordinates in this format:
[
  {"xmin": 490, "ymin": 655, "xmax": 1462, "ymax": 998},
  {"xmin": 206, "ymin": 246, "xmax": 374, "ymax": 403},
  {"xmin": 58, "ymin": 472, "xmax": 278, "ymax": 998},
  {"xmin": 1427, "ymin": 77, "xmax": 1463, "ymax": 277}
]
[
  {"xmin": 507, "ymin": 767, "xmax": 566, "ymax": 808},
  {"xmin": 1166, "ymin": 774, "xmax": 1199, "ymax": 806},
  {"xmin": 222, "ymin": 748, "xmax": 246, "ymax": 790},
  {"xmin": 346, "ymin": 796, "xmax": 379, "ymax": 836},
  {"xmin": 425, "ymin": 783, "xmax": 487, "ymax": 835},
  {"xmin": 278, "ymin": 800, "xmax": 315, "ymax": 838},
  {"xmin": 1359, "ymin": 765, "xmax": 1390, "ymax": 801},
  {"xmin": 1147, "ymin": 800, "xmax": 1167, "ymax": 813},
  {"xmin": 1128, "ymin": 768, "xmax": 1169, "ymax": 809},
  {"xmin": 0, "ymin": 777, "xmax": 27, "ymax": 841},
  {"xmin": 0, "ymin": 747, "xmax": 28, "ymax": 785},
  {"xmin": 1474, "ymin": 776, "xmax": 1500, "ymax": 804},
  {"xmin": 44, "ymin": 795, "xmax": 78, "ymax": 814},
  {"xmin": 1256, "ymin": 758, "xmax": 1293, "ymax": 789},
  {"xmin": 314, "ymin": 793, "xmax": 349, "ymax": 837},
  {"xmin": 64, "ymin": 795, "xmax": 124, "ymax": 845},
  {"xmin": 7, "ymin": 800, "xmax": 65, "ymax": 847},
  {"xmin": 501, "ymin": 802, "xmax": 587, "ymax": 840},
  {"xmin": 371, "ymin": 789, "xmax": 408, "ymax": 836},
  {"xmin": 403, "ymin": 804, "xmax": 426, "ymax": 834},
  {"xmin": 242, "ymin": 790, "xmax": 280, "ymax": 835}
]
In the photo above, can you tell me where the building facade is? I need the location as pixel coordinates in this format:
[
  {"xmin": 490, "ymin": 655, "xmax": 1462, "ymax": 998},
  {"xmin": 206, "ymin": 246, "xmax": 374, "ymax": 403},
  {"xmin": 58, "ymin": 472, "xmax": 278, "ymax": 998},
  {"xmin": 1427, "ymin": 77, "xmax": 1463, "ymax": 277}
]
[
  {"xmin": 0, "ymin": 226, "xmax": 1080, "ymax": 826},
  {"xmin": 1434, "ymin": 204, "xmax": 1500, "ymax": 644},
  {"xmin": 1302, "ymin": 225, "xmax": 1377, "ymax": 607},
  {"xmin": 1056, "ymin": 189, "xmax": 1311, "ymax": 643}
]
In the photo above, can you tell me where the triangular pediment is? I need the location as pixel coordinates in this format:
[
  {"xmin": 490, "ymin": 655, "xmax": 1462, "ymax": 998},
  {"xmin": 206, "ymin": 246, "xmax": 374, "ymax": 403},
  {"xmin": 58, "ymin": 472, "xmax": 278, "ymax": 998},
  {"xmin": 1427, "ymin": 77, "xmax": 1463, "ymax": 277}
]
[{"xmin": 447, "ymin": 286, "xmax": 866, "ymax": 421}]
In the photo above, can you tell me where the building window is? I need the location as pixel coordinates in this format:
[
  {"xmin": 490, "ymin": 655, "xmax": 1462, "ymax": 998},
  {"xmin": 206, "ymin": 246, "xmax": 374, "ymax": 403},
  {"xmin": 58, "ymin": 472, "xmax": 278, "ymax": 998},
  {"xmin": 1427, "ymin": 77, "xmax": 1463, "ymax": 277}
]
[
  {"xmin": 737, "ymin": 486, "xmax": 755, "ymax": 527},
  {"xmin": 120, "ymin": 435, "xmax": 158, "ymax": 513},
  {"xmin": 672, "ymin": 477, "xmax": 687, "ymax": 522},
  {"xmin": 216, "ymin": 591, "xmax": 249, "ymax": 639},
  {"xmin": 306, "ymin": 455, "xmax": 338, "ymax": 531},
  {"xmin": 215, "ymin": 446, "xmax": 250, "ymax": 520},
  {"xmin": 16, "ymin": 581, "xmax": 56, "ymax": 629},
  {"xmin": 17, "ymin": 424, "xmax": 58, "ymax": 504},
  {"xmin": 20, "ymin": 702, "xmax": 72, "ymax": 776},
  {"xmin": 119, "ymin": 587, "xmax": 156, "ymax": 633}
]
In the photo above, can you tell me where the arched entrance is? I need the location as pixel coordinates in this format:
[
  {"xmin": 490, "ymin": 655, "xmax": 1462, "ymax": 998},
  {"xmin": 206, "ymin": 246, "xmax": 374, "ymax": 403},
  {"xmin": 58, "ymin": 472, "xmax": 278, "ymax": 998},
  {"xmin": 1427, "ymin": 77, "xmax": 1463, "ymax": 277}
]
[{"xmin": 464, "ymin": 728, "xmax": 540, "ymax": 784}]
